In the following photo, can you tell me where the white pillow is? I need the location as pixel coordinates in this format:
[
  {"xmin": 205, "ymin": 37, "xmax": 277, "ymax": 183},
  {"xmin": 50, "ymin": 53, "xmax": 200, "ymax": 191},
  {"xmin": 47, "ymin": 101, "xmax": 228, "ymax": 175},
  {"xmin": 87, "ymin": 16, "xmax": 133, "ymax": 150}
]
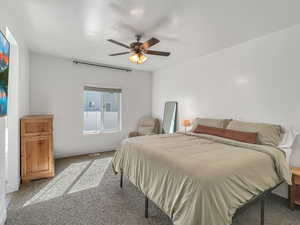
[
  {"xmin": 278, "ymin": 126, "xmax": 298, "ymax": 148},
  {"xmin": 278, "ymin": 126, "xmax": 298, "ymax": 163}
]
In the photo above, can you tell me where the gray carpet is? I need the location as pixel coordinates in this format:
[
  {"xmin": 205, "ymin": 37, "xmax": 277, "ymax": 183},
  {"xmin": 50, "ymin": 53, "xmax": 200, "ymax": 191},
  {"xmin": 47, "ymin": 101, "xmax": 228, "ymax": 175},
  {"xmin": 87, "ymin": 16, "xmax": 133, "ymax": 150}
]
[{"xmin": 5, "ymin": 152, "xmax": 300, "ymax": 225}]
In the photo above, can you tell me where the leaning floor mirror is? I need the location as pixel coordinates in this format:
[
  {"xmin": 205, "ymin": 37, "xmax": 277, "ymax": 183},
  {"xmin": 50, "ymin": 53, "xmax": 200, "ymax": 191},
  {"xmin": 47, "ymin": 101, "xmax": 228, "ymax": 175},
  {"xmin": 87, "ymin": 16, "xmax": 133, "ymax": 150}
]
[{"xmin": 162, "ymin": 101, "xmax": 178, "ymax": 134}]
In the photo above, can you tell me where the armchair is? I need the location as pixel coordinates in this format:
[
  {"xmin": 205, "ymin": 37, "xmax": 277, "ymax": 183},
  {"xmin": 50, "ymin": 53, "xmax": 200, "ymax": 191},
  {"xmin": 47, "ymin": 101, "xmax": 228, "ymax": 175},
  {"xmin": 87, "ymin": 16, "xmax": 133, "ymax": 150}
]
[{"xmin": 129, "ymin": 116, "xmax": 160, "ymax": 138}]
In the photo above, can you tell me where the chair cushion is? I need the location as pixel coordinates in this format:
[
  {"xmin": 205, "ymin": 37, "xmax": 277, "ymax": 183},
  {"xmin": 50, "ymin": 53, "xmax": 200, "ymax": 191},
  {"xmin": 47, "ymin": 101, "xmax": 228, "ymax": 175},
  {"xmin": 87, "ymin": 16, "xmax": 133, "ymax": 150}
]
[
  {"xmin": 137, "ymin": 116, "xmax": 159, "ymax": 135},
  {"xmin": 138, "ymin": 126, "xmax": 155, "ymax": 136},
  {"xmin": 139, "ymin": 117, "xmax": 156, "ymax": 127}
]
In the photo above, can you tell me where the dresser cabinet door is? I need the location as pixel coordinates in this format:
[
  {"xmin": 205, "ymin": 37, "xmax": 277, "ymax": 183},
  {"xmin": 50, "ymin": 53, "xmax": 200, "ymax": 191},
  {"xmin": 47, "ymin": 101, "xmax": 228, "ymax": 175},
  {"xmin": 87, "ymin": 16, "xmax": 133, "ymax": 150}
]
[{"xmin": 21, "ymin": 135, "xmax": 54, "ymax": 181}]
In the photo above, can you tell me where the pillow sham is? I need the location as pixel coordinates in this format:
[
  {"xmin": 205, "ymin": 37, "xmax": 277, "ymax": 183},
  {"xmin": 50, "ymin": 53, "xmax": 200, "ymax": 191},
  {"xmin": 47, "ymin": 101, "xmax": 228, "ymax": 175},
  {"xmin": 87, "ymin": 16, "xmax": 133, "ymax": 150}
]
[
  {"xmin": 278, "ymin": 126, "xmax": 298, "ymax": 163},
  {"xmin": 227, "ymin": 120, "xmax": 281, "ymax": 147},
  {"xmin": 191, "ymin": 118, "xmax": 231, "ymax": 131},
  {"xmin": 194, "ymin": 125, "xmax": 258, "ymax": 144}
]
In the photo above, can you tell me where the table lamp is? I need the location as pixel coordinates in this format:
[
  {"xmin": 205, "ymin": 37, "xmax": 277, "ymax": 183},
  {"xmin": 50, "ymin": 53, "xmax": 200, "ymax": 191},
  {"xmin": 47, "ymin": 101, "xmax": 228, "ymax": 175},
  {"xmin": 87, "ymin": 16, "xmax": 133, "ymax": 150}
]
[{"xmin": 182, "ymin": 120, "xmax": 191, "ymax": 134}]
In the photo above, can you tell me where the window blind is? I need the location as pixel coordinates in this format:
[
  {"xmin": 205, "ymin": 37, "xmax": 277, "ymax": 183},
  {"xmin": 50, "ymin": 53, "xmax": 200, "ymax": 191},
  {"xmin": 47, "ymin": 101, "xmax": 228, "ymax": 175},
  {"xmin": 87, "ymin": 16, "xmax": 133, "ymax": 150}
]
[{"xmin": 84, "ymin": 86, "xmax": 122, "ymax": 93}]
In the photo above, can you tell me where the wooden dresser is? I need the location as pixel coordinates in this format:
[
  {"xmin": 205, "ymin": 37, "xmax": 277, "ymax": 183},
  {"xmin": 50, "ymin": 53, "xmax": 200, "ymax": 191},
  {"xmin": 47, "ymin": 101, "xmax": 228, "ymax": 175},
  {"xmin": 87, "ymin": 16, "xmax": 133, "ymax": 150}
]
[
  {"xmin": 21, "ymin": 115, "xmax": 55, "ymax": 182},
  {"xmin": 289, "ymin": 167, "xmax": 300, "ymax": 210}
]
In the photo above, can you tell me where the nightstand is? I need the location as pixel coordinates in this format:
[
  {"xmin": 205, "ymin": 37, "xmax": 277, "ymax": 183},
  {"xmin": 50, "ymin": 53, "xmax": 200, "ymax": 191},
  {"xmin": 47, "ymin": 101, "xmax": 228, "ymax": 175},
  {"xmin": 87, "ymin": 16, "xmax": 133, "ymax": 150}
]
[{"xmin": 289, "ymin": 167, "xmax": 300, "ymax": 210}]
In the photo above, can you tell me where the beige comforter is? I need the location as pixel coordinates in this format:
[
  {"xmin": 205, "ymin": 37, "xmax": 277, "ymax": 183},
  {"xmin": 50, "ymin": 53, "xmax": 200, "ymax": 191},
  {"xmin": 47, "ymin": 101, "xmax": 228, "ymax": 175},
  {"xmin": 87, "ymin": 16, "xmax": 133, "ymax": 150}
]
[{"xmin": 112, "ymin": 133, "xmax": 291, "ymax": 225}]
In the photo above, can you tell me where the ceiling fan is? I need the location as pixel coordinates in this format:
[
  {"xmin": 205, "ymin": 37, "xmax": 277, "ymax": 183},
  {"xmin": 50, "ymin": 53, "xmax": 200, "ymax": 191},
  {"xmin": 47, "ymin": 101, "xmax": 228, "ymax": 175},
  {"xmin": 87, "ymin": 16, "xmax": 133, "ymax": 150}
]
[{"xmin": 107, "ymin": 35, "xmax": 170, "ymax": 64}]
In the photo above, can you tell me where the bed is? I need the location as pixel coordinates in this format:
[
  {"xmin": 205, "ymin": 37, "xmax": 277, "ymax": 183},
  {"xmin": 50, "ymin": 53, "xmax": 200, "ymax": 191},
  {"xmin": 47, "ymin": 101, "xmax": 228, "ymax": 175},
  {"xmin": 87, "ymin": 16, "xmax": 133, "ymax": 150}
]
[{"xmin": 112, "ymin": 120, "xmax": 291, "ymax": 225}]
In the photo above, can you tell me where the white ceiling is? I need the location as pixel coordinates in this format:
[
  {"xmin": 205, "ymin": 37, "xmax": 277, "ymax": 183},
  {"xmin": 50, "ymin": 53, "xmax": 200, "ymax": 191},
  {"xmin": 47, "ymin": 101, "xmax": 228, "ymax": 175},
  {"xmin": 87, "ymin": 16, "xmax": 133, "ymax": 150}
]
[{"xmin": 10, "ymin": 0, "xmax": 300, "ymax": 71}]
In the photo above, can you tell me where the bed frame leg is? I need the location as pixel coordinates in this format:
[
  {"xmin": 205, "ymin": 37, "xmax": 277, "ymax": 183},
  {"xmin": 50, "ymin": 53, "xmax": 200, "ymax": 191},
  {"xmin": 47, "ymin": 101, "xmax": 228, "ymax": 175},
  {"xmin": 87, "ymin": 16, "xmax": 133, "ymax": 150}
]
[
  {"xmin": 260, "ymin": 196, "xmax": 265, "ymax": 225},
  {"xmin": 145, "ymin": 196, "xmax": 149, "ymax": 218},
  {"xmin": 120, "ymin": 172, "xmax": 123, "ymax": 188}
]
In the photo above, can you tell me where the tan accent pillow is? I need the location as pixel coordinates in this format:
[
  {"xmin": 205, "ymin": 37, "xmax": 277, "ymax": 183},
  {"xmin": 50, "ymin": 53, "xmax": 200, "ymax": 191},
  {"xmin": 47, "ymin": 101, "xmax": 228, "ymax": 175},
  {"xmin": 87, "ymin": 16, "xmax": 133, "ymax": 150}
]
[
  {"xmin": 191, "ymin": 118, "xmax": 230, "ymax": 131},
  {"xmin": 194, "ymin": 125, "xmax": 257, "ymax": 144},
  {"xmin": 227, "ymin": 120, "xmax": 281, "ymax": 147}
]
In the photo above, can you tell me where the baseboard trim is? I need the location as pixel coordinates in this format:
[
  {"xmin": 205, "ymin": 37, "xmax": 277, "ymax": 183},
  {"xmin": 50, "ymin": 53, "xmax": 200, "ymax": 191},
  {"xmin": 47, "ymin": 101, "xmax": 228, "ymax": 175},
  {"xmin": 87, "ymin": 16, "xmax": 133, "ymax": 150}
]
[
  {"xmin": 6, "ymin": 179, "xmax": 20, "ymax": 194},
  {"xmin": 54, "ymin": 148, "xmax": 116, "ymax": 159},
  {"xmin": 0, "ymin": 206, "xmax": 7, "ymax": 225}
]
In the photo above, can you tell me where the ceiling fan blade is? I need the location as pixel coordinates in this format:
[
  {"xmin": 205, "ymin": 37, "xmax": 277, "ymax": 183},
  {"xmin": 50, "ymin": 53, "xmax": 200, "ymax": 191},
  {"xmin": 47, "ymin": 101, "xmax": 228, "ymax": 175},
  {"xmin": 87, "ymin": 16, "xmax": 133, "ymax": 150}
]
[
  {"xmin": 141, "ymin": 38, "xmax": 160, "ymax": 49},
  {"xmin": 109, "ymin": 52, "xmax": 130, "ymax": 56},
  {"xmin": 107, "ymin": 39, "xmax": 130, "ymax": 49},
  {"xmin": 144, "ymin": 50, "xmax": 170, "ymax": 56}
]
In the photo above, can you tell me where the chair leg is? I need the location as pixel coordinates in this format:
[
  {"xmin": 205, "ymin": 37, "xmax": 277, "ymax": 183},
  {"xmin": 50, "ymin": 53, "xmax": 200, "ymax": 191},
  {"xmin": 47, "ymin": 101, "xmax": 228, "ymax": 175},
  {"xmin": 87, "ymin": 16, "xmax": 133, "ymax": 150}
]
[
  {"xmin": 145, "ymin": 196, "xmax": 149, "ymax": 218},
  {"xmin": 260, "ymin": 196, "xmax": 265, "ymax": 225},
  {"xmin": 120, "ymin": 172, "xmax": 123, "ymax": 188}
]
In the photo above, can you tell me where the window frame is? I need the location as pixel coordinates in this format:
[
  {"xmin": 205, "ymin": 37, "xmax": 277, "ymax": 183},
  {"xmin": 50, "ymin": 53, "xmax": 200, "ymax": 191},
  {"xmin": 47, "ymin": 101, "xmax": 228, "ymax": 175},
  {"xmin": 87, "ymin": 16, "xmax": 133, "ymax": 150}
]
[{"xmin": 83, "ymin": 85, "xmax": 122, "ymax": 135}]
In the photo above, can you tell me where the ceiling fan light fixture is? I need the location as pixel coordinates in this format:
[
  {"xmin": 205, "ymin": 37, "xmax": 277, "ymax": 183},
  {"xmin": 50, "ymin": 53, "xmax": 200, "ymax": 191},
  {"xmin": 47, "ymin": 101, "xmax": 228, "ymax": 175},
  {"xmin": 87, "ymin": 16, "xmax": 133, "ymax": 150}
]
[
  {"xmin": 129, "ymin": 53, "xmax": 148, "ymax": 64},
  {"xmin": 108, "ymin": 36, "xmax": 170, "ymax": 64}
]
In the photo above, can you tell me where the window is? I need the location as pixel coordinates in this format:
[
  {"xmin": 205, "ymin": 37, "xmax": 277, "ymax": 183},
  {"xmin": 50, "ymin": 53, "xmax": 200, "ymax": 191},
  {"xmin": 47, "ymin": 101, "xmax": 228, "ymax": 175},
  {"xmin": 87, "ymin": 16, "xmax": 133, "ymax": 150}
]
[{"xmin": 83, "ymin": 86, "xmax": 121, "ymax": 133}]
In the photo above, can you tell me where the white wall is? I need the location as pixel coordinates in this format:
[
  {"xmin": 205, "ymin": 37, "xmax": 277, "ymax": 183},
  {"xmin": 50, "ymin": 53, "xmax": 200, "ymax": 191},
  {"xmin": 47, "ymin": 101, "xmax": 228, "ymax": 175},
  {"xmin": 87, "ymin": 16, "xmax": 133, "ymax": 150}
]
[
  {"xmin": 0, "ymin": 3, "xmax": 30, "ymax": 225},
  {"xmin": 5, "ymin": 30, "xmax": 30, "ymax": 193},
  {"xmin": 153, "ymin": 25, "xmax": 300, "ymax": 197},
  {"xmin": 0, "ymin": 118, "xmax": 6, "ymax": 225},
  {"xmin": 30, "ymin": 52, "xmax": 152, "ymax": 158}
]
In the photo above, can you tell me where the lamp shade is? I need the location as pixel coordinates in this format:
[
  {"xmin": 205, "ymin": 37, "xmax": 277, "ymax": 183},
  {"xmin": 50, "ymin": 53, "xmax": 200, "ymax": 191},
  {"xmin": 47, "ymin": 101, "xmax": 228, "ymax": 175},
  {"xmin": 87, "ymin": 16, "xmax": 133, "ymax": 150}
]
[
  {"xmin": 182, "ymin": 119, "xmax": 191, "ymax": 127},
  {"xmin": 129, "ymin": 53, "xmax": 148, "ymax": 64}
]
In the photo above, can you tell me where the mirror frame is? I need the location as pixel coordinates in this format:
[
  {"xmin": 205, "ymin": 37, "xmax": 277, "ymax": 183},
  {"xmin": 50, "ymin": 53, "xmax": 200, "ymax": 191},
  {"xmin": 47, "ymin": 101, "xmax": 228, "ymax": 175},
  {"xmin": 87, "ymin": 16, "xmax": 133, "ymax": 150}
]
[{"xmin": 162, "ymin": 101, "xmax": 178, "ymax": 134}]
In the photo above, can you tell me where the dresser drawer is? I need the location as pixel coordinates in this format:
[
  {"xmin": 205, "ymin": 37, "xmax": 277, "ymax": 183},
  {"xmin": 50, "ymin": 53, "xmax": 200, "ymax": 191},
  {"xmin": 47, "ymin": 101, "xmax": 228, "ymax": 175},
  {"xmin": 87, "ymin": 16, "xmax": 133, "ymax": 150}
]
[
  {"xmin": 21, "ymin": 116, "xmax": 53, "ymax": 137},
  {"xmin": 294, "ymin": 175, "xmax": 300, "ymax": 185}
]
